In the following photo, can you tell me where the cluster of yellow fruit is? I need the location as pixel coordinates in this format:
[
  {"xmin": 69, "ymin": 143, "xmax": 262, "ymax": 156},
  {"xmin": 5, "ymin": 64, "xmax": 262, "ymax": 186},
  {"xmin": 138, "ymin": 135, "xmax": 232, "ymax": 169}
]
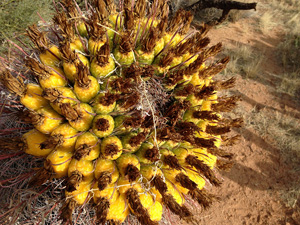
[{"xmin": 0, "ymin": 0, "xmax": 242, "ymax": 224}]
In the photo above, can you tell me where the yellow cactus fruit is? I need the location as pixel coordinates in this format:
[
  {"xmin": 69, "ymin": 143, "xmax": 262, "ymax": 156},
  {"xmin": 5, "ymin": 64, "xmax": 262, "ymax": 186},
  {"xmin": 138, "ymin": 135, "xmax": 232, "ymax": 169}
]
[
  {"xmin": 94, "ymin": 158, "xmax": 119, "ymax": 190},
  {"xmin": 154, "ymin": 37, "xmax": 164, "ymax": 56},
  {"xmin": 43, "ymin": 86, "xmax": 78, "ymax": 114},
  {"xmin": 39, "ymin": 45, "xmax": 62, "ymax": 67},
  {"xmin": 22, "ymin": 129, "xmax": 53, "ymax": 157},
  {"xmin": 193, "ymin": 148, "xmax": 218, "ymax": 169},
  {"xmin": 113, "ymin": 33, "xmax": 135, "ymax": 65},
  {"xmin": 25, "ymin": 57, "xmax": 67, "ymax": 89},
  {"xmin": 39, "ymin": 67, "xmax": 67, "ymax": 89},
  {"xmin": 135, "ymin": 27, "xmax": 158, "ymax": 65},
  {"xmin": 21, "ymin": 84, "xmax": 49, "ymax": 110},
  {"xmin": 68, "ymin": 159, "xmax": 94, "ymax": 182},
  {"xmin": 100, "ymin": 136, "xmax": 123, "ymax": 160},
  {"xmin": 183, "ymin": 108, "xmax": 201, "ymax": 124},
  {"xmin": 25, "ymin": 24, "xmax": 61, "ymax": 67},
  {"xmin": 159, "ymin": 148, "xmax": 179, "ymax": 168},
  {"xmin": 189, "ymin": 73, "xmax": 205, "ymax": 87},
  {"xmin": 88, "ymin": 38, "xmax": 106, "ymax": 56},
  {"xmin": 41, "ymin": 123, "xmax": 78, "ymax": 150},
  {"xmin": 122, "ymin": 132, "xmax": 147, "ymax": 153},
  {"xmin": 201, "ymin": 100, "xmax": 212, "ymax": 111},
  {"xmin": 186, "ymin": 94, "xmax": 204, "ymax": 107},
  {"xmin": 108, "ymin": 10, "xmax": 121, "ymax": 27},
  {"xmin": 30, "ymin": 107, "xmax": 63, "ymax": 134},
  {"xmin": 138, "ymin": 192, "xmax": 154, "ymax": 210},
  {"xmin": 186, "ymin": 169, "xmax": 206, "ymax": 190},
  {"xmin": 62, "ymin": 63, "xmax": 77, "ymax": 84},
  {"xmin": 60, "ymin": 42, "xmax": 90, "ymax": 83},
  {"xmin": 116, "ymin": 153, "xmax": 141, "ymax": 180},
  {"xmin": 114, "ymin": 49, "xmax": 135, "ymax": 66},
  {"xmin": 78, "ymin": 54, "xmax": 90, "ymax": 67},
  {"xmin": 164, "ymin": 169, "xmax": 189, "ymax": 194},
  {"xmin": 70, "ymin": 38, "xmax": 84, "ymax": 52},
  {"xmin": 90, "ymin": 42, "xmax": 116, "ymax": 78},
  {"xmin": 135, "ymin": 142, "xmax": 160, "ymax": 164},
  {"xmin": 74, "ymin": 132, "xmax": 100, "ymax": 161},
  {"xmin": 165, "ymin": 180, "xmax": 184, "ymax": 205},
  {"xmin": 66, "ymin": 182, "xmax": 92, "ymax": 205},
  {"xmin": 148, "ymin": 201, "xmax": 163, "ymax": 222},
  {"xmin": 136, "ymin": 48, "xmax": 155, "ymax": 65},
  {"xmin": 92, "ymin": 114, "xmax": 114, "ymax": 138},
  {"xmin": 140, "ymin": 164, "xmax": 160, "ymax": 181},
  {"xmin": 46, "ymin": 149, "xmax": 73, "ymax": 178},
  {"xmin": 163, "ymin": 32, "xmax": 181, "ymax": 48},
  {"xmin": 106, "ymin": 193, "xmax": 129, "ymax": 223},
  {"xmin": 74, "ymin": 63, "xmax": 100, "ymax": 103},
  {"xmin": 61, "ymin": 103, "xmax": 94, "ymax": 132},
  {"xmin": 77, "ymin": 22, "xmax": 88, "ymax": 37},
  {"xmin": 92, "ymin": 92, "xmax": 117, "ymax": 114},
  {"xmin": 93, "ymin": 183, "xmax": 119, "ymax": 203}
]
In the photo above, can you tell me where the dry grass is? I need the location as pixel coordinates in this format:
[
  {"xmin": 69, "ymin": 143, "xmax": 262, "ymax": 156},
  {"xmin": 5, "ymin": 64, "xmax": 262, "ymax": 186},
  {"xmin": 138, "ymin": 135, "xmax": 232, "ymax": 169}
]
[
  {"xmin": 0, "ymin": 0, "xmax": 54, "ymax": 53},
  {"xmin": 0, "ymin": 0, "xmax": 85, "ymax": 54},
  {"xmin": 276, "ymin": 71, "xmax": 300, "ymax": 100},
  {"xmin": 273, "ymin": 0, "xmax": 300, "ymax": 72},
  {"xmin": 277, "ymin": 29, "xmax": 300, "ymax": 72},
  {"xmin": 222, "ymin": 43, "xmax": 264, "ymax": 79},
  {"xmin": 258, "ymin": 11, "xmax": 276, "ymax": 33}
]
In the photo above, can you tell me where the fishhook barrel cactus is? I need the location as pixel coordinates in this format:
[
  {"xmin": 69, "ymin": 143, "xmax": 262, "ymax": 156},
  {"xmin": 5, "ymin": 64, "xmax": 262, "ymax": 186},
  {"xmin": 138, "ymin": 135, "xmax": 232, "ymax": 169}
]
[{"xmin": 0, "ymin": 0, "xmax": 242, "ymax": 224}]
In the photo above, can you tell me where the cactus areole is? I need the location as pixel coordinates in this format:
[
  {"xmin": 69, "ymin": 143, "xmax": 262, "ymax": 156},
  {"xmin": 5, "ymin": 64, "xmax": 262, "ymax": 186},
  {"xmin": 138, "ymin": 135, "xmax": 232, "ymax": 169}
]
[{"xmin": 0, "ymin": 0, "xmax": 242, "ymax": 224}]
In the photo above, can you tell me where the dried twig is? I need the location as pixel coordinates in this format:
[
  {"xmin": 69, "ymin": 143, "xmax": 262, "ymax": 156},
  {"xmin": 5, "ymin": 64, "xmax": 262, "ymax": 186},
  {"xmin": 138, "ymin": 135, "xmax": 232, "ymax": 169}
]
[{"xmin": 185, "ymin": 0, "xmax": 257, "ymax": 25}]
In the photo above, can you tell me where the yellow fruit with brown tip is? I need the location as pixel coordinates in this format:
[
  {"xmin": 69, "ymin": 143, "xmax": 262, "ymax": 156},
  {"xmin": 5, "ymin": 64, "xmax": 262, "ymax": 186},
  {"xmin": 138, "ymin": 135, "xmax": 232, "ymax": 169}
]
[
  {"xmin": 33, "ymin": 107, "xmax": 63, "ymax": 134},
  {"xmin": 50, "ymin": 123, "xmax": 78, "ymax": 149},
  {"xmin": 94, "ymin": 158, "xmax": 120, "ymax": 184},
  {"xmin": 46, "ymin": 148, "xmax": 73, "ymax": 178},
  {"xmin": 106, "ymin": 193, "xmax": 129, "ymax": 223},
  {"xmin": 22, "ymin": 129, "xmax": 53, "ymax": 157},
  {"xmin": 39, "ymin": 45, "xmax": 61, "ymax": 67},
  {"xmin": 66, "ymin": 182, "xmax": 92, "ymax": 205},
  {"xmin": 63, "ymin": 103, "xmax": 94, "ymax": 132},
  {"xmin": 74, "ymin": 132, "xmax": 100, "ymax": 161},
  {"xmin": 68, "ymin": 159, "xmax": 94, "ymax": 183},
  {"xmin": 70, "ymin": 38, "xmax": 84, "ymax": 52},
  {"xmin": 100, "ymin": 136, "xmax": 123, "ymax": 160},
  {"xmin": 63, "ymin": 54, "xmax": 89, "ymax": 83},
  {"xmin": 39, "ymin": 67, "xmax": 67, "ymax": 90},
  {"xmin": 88, "ymin": 38, "xmax": 106, "ymax": 55},
  {"xmin": 44, "ymin": 87, "xmax": 78, "ymax": 115},
  {"xmin": 93, "ymin": 92, "xmax": 117, "ymax": 114},
  {"xmin": 93, "ymin": 183, "xmax": 119, "ymax": 203},
  {"xmin": 74, "ymin": 74, "xmax": 100, "ymax": 103},
  {"xmin": 113, "ymin": 48, "xmax": 134, "ymax": 65},
  {"xmin": 92, "ymin": 115, "xmax": 115, "ymax": 138},
  {"xmin": 20, "ymin": 84, "xmax": 49, "ymax": 110},
  {"xmin": 90, "ymin": 57, "xmax": 115, "ymax": 78}
]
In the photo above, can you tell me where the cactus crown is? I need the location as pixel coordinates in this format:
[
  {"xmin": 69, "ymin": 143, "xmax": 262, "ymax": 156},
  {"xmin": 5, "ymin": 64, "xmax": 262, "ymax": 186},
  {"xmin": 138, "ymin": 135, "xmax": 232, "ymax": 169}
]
[{"xmin": 0, "ymin": 0, "xmax": 242, "ymax": 224}]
